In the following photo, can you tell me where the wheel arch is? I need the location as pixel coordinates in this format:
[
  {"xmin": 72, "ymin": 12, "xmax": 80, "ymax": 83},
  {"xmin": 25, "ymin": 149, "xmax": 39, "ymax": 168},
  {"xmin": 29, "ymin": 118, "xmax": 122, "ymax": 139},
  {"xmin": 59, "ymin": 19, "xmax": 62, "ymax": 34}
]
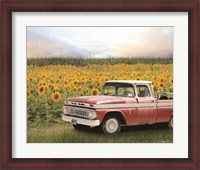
[
  {"xmin": 168, "ymin": 113, "xmax": 173, "ymax": 129},
  {"xmin": 169, "ymin": 113, "xmax": 173, "ymax": 121},
  {"xmin": 103, "ymin": 111, "xmax": 126, "ymax": 125}
]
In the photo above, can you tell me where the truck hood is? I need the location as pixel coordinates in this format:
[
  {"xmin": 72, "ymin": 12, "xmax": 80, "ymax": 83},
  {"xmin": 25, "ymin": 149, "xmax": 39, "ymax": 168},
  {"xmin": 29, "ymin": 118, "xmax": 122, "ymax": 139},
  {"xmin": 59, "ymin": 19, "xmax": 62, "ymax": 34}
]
[{"xmin": 65, "ymin": 95, "xmax": 126, "ymax": 105}]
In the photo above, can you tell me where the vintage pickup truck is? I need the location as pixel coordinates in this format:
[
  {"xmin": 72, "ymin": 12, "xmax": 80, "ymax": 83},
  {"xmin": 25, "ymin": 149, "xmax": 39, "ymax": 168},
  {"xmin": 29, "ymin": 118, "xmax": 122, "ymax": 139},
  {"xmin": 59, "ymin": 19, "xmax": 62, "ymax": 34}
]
[{"xmin": 62, "ymin": 80, "xmax": 173, "ymax": 134}]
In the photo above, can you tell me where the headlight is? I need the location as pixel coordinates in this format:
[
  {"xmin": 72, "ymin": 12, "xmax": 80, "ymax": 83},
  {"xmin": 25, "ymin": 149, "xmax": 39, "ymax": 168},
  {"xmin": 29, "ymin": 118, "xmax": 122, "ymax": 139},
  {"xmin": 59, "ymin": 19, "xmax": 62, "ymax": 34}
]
[
  {"xmin": 87, "ymin": 111, "xmax": 97, "ymax": 119},
  {"xmin": 64, "ymin": 107, "xmax": 73, "ymax": 114}
]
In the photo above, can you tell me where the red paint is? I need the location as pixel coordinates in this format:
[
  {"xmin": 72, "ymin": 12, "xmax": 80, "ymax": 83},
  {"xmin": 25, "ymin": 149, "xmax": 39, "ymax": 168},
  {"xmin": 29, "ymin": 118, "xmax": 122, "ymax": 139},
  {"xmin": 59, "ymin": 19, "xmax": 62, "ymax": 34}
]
[
  {"xmin": 66, "ymin": 96, "xmax": 127, "ymax": 105},
  {"xmin": 67, "ymin": 95, "xmax": 173, "ymax": 126}
]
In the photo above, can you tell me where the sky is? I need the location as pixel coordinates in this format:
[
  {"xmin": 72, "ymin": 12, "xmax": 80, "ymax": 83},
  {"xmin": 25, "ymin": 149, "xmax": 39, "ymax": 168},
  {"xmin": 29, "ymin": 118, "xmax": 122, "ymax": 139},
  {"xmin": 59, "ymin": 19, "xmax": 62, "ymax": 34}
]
[{"xmin": 27, "ymin": 27, "xmax": 173, "ymax": 58}]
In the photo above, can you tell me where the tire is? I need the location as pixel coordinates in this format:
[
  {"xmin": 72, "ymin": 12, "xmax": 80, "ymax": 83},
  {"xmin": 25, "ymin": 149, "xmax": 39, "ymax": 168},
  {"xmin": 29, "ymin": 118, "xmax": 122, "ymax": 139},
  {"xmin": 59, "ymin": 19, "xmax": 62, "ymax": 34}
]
[
  {"xmin": 73, "ymin": 124, "xmax": 88, "ymax": 131},
  {"xmin": 102, "ymin": 116, "xmax": 121, "ymax": 134},
  {"xmin": 168, "ymin": 117, "xmax": 173, "ymax": 129}
]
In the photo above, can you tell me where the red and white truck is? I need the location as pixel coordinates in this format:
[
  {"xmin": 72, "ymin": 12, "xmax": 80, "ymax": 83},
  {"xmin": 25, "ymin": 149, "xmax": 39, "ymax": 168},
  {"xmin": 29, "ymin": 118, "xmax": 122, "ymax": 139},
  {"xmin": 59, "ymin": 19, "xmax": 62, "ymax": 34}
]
[{"xmin": 62, "ymin": 80, "xmax": 173, "ymax": 134}]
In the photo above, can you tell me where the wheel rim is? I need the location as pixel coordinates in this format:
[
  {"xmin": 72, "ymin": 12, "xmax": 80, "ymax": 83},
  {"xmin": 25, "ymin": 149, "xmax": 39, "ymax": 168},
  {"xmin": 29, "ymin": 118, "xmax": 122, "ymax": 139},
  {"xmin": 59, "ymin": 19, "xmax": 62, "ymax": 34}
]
[{"xmin": 105, "ymin": 118, "xmax": 119, "ymax": 133}]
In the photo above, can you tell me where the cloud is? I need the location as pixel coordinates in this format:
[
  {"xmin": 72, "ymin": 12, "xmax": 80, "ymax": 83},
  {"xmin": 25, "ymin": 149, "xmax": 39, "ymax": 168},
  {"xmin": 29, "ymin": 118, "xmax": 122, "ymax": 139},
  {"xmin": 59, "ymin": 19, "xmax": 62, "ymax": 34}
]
[
  {"xmin": 27, "ymin": 29, "xmax": 91, "ymax": 58},
  {"xmin": 27, "ymin": 27, "xmax": 173, "ymax": 58},
  {"xmin": 110, "ymin": 27, "xmax": 173, "ymax": 57}
]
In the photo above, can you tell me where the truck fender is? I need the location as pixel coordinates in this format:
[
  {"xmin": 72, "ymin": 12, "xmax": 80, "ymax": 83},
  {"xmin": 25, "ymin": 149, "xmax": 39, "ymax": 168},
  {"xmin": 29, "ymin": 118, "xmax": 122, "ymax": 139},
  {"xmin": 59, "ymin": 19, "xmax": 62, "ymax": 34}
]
[{"xmin": 103, "ymin": 111, "xmax": 126, "ymax": 125}]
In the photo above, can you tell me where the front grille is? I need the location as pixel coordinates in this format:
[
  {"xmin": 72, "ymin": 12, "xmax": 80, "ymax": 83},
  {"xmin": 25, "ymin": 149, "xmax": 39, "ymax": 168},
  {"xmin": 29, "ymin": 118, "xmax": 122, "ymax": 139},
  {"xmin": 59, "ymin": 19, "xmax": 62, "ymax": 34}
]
[
  {"xmin": 73, "ymin": 110, "xmax": 87, "ymax": 117},
  {"xmin": 63, "ymin": 106, "xmax": 96, "ymax": 119}
]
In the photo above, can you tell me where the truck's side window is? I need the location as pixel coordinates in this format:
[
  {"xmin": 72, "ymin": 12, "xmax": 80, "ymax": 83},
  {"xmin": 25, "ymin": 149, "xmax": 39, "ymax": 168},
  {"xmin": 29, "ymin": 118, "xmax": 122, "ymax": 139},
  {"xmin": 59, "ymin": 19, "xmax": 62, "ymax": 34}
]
[{"xmin": 137, "ymin": 85, "xmax": 151, "ymax": 97}]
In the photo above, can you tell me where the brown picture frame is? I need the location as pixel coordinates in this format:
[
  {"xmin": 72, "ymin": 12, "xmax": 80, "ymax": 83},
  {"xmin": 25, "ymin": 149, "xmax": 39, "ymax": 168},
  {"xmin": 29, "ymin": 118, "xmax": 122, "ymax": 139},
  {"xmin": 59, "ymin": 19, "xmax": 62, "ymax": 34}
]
[{"xmin": 1, "ymin": 0, "xmax": 199, "ymax": 169}]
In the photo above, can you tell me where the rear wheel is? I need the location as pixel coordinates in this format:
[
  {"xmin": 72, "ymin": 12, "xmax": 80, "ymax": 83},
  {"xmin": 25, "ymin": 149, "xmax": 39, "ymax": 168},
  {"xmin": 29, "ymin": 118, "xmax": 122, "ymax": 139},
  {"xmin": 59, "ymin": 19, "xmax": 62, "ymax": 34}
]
[
  {"xmin": 102, "ymin": 116, "xmax": 121, "ymax": 134},
  {"xmin": 168, "ymin": 117, "xmax": 173, "ymax": 129}
]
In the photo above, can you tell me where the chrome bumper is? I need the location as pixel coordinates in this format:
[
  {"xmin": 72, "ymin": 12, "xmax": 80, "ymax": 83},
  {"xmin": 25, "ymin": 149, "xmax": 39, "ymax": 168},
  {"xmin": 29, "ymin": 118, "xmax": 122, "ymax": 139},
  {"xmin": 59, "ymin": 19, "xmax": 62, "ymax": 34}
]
[{"xmin": 62, "ymin": 114, "xmax": 100, "ymax": 127}]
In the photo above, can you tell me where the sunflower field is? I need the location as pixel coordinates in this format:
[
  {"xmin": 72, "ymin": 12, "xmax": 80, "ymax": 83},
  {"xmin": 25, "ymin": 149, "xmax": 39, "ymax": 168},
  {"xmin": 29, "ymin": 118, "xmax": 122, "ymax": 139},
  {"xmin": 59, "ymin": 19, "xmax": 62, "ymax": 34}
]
[{"xmin": 27, "ymin": 61, "xmax": 173, "ymax": 129}]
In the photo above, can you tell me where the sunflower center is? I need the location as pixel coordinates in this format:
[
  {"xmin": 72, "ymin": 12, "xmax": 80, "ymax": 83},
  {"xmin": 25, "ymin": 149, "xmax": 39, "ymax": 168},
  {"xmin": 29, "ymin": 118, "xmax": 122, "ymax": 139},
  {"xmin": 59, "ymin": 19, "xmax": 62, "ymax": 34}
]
[
  {"xmin": 40, "ymin": 88, "xmax": 44, "ymax": 92},
  {"xmin": 54, "ymin": 94, "xmax": 59, "ymax": 100}
]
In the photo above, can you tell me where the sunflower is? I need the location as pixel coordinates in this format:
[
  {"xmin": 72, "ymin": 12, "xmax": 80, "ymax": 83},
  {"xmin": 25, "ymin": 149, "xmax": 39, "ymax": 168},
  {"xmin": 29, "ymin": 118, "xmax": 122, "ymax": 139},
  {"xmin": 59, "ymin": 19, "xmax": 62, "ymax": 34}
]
[
  {"xmin": 91, "ymin": 89, "xmax": 100, "ymax": 96},
  {"xmin": 48, "ymin": 99, "xmax": 54, "ymax": 105},
  {"xmin": 38, "ymin": 81, "xmax": 43, "ymax": 86},
  {"xmin": 38, "ymin": 86, "xmax": 45, "ymax": 96},
  {"xmin": 159, "ymin": 76, "xmax": 165, "ymax": 83},
  {"xmin": 78, "ymin": 87, "xmax": 82, "ymax": 93},
  {"xmin": 80, "ymin": 80, "xmax": 86, "ymax": 85},
  {"xmin": 136, "ymin": 77, "xmax": 140, "ymax": 80},
  {"xmin": 48, "ymin": 83, "xmax": 53, "ymax": 89},
  {"xmin": 52, "ymin": 92, "xmax": 61, "ymax": 102},
  {"xmin": 50, "ymin": 79, "xmax": 54, "ymax": 84},
  {"xmin": 153, "ymin": 76, "xmax": 157, "ymax": 81},
  {"xmin": 64, "ymin": 80, "xmax": 69, "ymax": 85},
  {"xmin": 81, "ymin": 76, "xmax": 85, "ymax": 81},
  {"xmin": 170, "ymin": 78, "xmax": 173, "ymax": 84},
  {"xmin": 159, "ymin": 83, "xmax": 164, "ymax": 87},
  {"xmin": 73, "ymin": 80, "xmax": 78, "ymax": 86},
  {"xmin": 73, "ymin": 87, "xmax": 77, "ymax": 93},
  {"xmin": 44, "ymin": 85, "xmax": 49, "ymax": 92},
  {"xmin": 104, "ymin": 77, "xmax": 109, "ymax": 81},
  {"xmin": 41, "ymin": 74, "xmax": 46, "ymax": 79}
]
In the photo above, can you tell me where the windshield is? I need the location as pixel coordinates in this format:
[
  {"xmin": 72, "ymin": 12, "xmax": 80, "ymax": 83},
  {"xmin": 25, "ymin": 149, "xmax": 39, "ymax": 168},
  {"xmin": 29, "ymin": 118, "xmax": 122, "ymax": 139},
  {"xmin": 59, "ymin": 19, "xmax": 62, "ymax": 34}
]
[{"xmin": 101, "ymin": 83, "xmax": 135, "ymax": 97}]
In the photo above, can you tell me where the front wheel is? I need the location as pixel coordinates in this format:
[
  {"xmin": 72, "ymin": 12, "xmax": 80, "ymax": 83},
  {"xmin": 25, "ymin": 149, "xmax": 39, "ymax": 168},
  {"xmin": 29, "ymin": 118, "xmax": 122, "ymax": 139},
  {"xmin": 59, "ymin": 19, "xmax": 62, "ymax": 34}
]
[
  {"xmin": 168, "ymin": 117, "xmax": 173, "ymax": 129},
  {"xmin": 102, "ymin": 116, "xmax": 121, "ymax": 134}
]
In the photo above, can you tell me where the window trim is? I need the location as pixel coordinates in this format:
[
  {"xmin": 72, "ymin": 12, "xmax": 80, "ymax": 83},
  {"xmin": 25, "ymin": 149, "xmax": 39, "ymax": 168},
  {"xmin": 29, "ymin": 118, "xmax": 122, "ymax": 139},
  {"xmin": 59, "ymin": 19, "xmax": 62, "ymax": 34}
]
[{"xmin": 135, "ymin": 84, "xmax": 153, "ymax": 98}]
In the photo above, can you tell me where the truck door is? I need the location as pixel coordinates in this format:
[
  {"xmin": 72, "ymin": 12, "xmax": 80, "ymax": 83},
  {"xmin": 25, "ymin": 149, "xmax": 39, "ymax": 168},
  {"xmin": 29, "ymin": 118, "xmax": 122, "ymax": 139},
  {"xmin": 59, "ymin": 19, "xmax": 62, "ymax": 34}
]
[{"xmin": 136, "ymin": 84, "xmax": 157, "ymax": 124}]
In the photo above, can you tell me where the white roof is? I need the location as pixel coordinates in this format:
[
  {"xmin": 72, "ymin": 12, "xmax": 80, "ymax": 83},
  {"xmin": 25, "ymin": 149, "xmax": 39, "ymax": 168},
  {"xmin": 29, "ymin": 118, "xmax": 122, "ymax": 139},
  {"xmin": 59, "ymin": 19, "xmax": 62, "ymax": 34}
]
[{"xmin": 105, "ymin": 80, "xmax": 152, "ymax": 84}]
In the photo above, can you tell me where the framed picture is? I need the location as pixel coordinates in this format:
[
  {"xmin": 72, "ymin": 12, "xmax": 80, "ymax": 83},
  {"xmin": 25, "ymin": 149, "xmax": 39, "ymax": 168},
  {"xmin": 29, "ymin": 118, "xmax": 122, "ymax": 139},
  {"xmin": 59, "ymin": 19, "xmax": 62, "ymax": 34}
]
[{"xmin": 1, "ymin": 0, "xmax": 199, "ymax": 169}]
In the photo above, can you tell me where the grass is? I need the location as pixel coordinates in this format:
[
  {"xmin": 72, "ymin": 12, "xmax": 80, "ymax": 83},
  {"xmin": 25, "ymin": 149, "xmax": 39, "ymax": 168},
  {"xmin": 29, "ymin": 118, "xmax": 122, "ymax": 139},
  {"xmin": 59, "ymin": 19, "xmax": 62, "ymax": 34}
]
[
  {"xmin": 27, "ymin": 57, "xmax": 173, "ymax": 66},
  {"xmin": 27, "ymin": 123, "xmax": 173, "ymax": 143}
]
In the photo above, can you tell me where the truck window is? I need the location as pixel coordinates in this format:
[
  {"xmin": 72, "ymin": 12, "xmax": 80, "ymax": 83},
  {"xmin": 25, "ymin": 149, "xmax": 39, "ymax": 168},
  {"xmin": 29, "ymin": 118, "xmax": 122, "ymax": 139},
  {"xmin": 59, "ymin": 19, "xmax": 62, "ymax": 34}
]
[
  {"xmin": 137, "ymin": 85, "xmax": 151, "ymax": 97},
  {"xmin": 101, "ymin": 83, "xmax": 135, "ymax": 97},
  {"xmin": 118, "ymin": 87, "xmax": 135, "ymax": 97},
  {"xmin": 103, "ymin": 85, "xmax": 115, "ymax": 96}
]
